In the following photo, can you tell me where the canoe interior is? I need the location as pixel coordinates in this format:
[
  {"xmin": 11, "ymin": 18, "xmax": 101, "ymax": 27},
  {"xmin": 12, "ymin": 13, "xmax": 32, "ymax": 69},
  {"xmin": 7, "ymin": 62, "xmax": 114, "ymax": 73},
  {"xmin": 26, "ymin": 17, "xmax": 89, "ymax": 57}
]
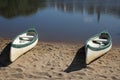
[
  {"xmin": 13, "ymin": 31, "xmax": 36, "ymax": 45},
  {"xmin": 87, "ymin": 32, "xmax": 110, "ymax": 49}
]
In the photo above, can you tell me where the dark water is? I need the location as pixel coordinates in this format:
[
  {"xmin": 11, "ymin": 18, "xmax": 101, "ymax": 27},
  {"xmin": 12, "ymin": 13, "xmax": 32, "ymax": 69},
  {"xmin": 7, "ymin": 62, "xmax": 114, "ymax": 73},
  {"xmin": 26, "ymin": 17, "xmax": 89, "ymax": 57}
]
[{"xmin": 0, "ymin": 0, "xmax": 120, "ymax": 46}]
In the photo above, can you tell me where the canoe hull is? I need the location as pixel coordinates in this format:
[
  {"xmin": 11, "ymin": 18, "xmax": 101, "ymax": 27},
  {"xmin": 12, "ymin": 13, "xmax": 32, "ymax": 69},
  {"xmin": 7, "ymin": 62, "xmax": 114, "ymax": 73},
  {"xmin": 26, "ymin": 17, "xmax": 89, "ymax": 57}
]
[
  {"xmin": 85, "ymin": 31, "xmax": 112, "ymax": 64},
  {"xmin": 86, "ymin": 44, "xmax": 112, "ymax": 64},
  {"xmin": 10, "ymin": 38, "xmax": 38, "ymax": 62}
]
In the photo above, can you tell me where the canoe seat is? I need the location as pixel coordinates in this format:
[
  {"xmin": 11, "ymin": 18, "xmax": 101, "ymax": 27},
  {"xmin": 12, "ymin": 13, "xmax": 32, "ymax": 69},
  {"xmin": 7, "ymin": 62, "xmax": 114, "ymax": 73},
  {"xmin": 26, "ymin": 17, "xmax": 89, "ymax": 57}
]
[
  {"xmin": 19, "ymin": 36, "xmax": 34, "ymax": 41},
  {"xmin": 92, "ymin": 38, "xmax": 108, "ymax": 46}
]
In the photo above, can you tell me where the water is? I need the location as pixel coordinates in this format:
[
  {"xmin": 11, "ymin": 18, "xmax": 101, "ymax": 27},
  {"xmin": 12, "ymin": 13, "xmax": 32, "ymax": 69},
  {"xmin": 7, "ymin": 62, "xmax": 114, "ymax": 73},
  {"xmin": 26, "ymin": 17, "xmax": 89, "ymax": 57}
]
[{"xmin": 0, "ymin": 0, "xmax": 120, "ymax": 46}]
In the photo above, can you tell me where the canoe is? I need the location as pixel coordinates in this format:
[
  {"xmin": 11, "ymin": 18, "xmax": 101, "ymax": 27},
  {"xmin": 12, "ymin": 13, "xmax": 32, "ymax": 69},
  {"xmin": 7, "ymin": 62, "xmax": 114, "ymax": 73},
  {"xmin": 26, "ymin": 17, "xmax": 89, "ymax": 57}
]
[
  {"xmin": 10, "ymin": 28, "xmax": 38, "ymax": 62},
  {"xmin": 85, "ymin": 31, "xmax": 112, "ymax": 64}
]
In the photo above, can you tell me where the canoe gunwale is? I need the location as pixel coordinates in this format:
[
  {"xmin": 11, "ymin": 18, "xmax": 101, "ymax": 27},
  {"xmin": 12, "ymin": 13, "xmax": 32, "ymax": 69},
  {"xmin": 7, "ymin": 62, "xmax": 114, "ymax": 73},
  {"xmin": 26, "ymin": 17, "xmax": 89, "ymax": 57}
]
[
  {"xmin": 85, "ymin": 31, "xmax": 112, "ymax": 51},
  {"xmin": 11, "ymin": 28, "xmax": 38, "ymax": 48}
]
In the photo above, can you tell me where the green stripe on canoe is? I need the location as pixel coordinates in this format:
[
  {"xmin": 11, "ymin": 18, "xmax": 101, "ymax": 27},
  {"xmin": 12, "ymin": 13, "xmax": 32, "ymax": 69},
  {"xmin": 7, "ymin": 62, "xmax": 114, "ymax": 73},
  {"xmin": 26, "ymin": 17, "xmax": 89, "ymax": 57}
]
[
  {"xmin": 11, "ymin": 28, "xmax": 38, "ymax": 48},
  {"xmin": 86, "ymin": 31, "xmax": 112, "ymax": 51}
]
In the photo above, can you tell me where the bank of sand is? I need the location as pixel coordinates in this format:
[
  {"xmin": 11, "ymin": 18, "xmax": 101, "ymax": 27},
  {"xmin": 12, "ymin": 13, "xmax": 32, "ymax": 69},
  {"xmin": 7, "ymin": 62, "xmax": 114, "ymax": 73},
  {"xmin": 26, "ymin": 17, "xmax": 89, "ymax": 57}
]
[{"xmin": 0, "ymin": 38, "xmax": 120, "ymax": 80}]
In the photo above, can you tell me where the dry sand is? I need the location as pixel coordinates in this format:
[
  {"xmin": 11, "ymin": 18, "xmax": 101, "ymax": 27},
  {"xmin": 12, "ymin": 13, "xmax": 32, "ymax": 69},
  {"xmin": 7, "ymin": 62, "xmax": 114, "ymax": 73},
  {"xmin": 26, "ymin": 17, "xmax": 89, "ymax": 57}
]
[{"xmin": 0, "ymin": 38, "xmax": 120, "ymax": 80}]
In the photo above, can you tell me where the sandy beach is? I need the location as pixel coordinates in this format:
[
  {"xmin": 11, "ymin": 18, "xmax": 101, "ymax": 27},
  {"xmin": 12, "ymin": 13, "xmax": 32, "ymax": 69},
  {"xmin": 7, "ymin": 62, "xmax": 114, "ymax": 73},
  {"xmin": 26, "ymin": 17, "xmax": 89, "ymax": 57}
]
[{"xmin": 0, "ymin": 38, "xmax": 120, "ymax": 80}]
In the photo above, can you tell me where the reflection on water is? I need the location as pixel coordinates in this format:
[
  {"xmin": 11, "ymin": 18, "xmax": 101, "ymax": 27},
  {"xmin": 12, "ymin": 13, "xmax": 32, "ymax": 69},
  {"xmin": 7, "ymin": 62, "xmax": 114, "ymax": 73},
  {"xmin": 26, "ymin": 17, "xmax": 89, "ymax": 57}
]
[
  {"xmin": 0, "ymin": 0, "xmax": 120, "ymax": 45},
  {"xmin": 0, "ymin": 0, "xmax": 46, "ymax": 18},
  {"xmin": 47, "ymin": 0, "xmax": 120, "ymax": 21},
  {"xmin": 0, "ymin": 0, "xmax": 120, "ymax": 20}
]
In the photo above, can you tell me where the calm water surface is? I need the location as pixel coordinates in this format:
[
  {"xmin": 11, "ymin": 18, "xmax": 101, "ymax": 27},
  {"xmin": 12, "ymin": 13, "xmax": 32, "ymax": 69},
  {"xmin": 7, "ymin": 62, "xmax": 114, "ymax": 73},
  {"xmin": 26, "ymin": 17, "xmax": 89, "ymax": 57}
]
[{"xmin": 0, "ymin": 0, "xmax": 120, "ymax": 46}]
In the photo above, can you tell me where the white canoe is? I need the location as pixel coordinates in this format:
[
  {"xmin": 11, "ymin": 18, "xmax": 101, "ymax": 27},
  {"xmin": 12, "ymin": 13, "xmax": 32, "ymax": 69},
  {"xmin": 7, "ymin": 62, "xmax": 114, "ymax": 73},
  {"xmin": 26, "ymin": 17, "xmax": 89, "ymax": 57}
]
[
  {"xmin": 85, "ymin": 31, "xmax": 112, "ymax": 64},
  {"xmin": 10, "ymin": 28, "xmax": 38, "ymax": 62}
]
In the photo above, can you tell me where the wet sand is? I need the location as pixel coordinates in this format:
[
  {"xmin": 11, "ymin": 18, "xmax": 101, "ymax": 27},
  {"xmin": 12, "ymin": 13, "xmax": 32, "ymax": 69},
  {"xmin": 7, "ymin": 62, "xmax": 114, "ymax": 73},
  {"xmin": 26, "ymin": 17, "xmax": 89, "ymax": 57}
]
[{"xmin": 0, "ymin": 38, "xmax": 120, "ymax": 80}]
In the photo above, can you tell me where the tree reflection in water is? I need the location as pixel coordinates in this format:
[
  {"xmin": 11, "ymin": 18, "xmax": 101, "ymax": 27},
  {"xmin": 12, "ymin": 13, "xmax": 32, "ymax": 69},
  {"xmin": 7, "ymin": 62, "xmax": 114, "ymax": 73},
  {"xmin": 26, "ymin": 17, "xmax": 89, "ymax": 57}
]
[
  {"xmin": 0, "ymin": 0, "xmax": 46, "ymax": 18},
  {"xmin": 0, "ymin": 0, "xmax": 120, "ymax": 20}
]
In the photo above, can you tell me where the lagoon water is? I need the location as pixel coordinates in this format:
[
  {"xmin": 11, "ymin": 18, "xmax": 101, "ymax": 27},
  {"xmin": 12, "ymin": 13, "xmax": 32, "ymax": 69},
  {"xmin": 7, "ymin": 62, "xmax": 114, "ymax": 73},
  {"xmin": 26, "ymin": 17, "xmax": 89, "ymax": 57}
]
[{"xmin": 0, "ymin": 0, "xmax": 120, "ymax": 46}]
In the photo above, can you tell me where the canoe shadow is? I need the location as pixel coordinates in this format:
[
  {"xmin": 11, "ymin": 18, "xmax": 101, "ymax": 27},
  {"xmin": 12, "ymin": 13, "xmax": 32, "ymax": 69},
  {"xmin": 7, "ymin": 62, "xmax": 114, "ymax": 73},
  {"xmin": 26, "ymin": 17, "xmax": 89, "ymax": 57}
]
[
  {"xmin": 0, "ymin": 42, "xmax": 12, "ymax": 67},
  {"xmin": 64, "ymin": 46, "xmax": 86, "ymax": 73}
]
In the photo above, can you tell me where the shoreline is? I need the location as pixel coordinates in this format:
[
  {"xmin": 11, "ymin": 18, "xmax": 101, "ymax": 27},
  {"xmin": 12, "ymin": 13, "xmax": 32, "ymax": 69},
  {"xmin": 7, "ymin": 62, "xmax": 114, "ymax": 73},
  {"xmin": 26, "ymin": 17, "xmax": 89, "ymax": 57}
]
[
  {"xmin": 1, "ymin": 36, "xmax": 120, "ymax": 47},
  {"xmin": 0, "ymin": 38, "xmax": 120, "ymax": 80}
]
